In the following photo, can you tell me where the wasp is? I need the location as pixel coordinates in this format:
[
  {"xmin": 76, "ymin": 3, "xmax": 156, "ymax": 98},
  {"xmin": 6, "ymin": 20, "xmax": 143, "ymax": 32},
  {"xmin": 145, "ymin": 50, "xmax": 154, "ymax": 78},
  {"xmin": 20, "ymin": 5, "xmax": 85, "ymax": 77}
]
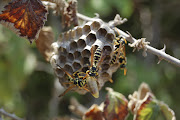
[
  {"xmin": 57, "ymin": 65, "xmax": 89, "ymax": 97},
  {"xmin": 110, "ymin": 28, "xmax": 127, "ymax": 75},
  {"xmin": 118, "ymin": 48, "xmax": 127, "ymax": 75},
  {"xmin": 84, "ymin": 46, "xmax": 105, "ymax": 98}
]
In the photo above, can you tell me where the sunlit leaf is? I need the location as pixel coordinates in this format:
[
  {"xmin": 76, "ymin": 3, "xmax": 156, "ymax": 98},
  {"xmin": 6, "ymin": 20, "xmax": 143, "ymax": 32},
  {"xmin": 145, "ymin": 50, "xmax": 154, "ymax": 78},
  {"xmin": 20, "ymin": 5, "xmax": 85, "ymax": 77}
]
[
  {"xmin": 103, "ymin": 88, "xmax": 129, "ymax": 120},
  {"xmin": 0, "ymin": 0, "xmax": 47, "ymax": 43},
  {"xmin": 134, "ymin": 93, "xmax": 160, "ymax": 120}
]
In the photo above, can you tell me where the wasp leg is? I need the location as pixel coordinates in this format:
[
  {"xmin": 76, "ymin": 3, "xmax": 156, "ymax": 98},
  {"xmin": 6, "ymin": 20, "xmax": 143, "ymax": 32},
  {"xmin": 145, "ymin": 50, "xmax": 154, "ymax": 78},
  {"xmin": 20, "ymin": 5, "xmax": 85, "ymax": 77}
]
[
  {"xmin": 124, "ymin": 68, "xmax": 127, "ymax": 76},
  {"xmin": 56, "ymin": 64, "xmax": 75, "ymax": 79},
  {"xmin": 59, "ymin": 85, "xmax": 76, "ymax": 97},
  {"xmin": 83, "ymin": 87, "xmax": 90, "ymax": 92},
  {"xmin": 109, "ymin": 79, "xmax": 113, "ymax": 83}
]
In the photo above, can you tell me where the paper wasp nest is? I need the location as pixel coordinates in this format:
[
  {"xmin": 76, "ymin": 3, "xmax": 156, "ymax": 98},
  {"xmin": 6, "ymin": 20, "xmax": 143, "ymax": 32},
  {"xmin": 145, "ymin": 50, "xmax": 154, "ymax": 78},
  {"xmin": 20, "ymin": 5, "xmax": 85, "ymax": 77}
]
[{"xmin": 50, "ymin": 20, "xmax": 119, "ymax": 94}]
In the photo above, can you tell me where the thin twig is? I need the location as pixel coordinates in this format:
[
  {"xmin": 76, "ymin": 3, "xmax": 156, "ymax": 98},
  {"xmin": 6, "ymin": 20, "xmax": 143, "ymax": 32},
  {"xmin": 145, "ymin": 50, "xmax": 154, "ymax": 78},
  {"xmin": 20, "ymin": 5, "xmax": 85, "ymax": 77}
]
[
  {"xmin": 0, "ymin": 108, "xmax": 24, "ymax": 120},
  {"xmin": 77, "ymin": 13, "xmax": 180, "ymax": 67},
  {"xmin": 69, "ymin": 97, "xmax": 88, "ymax": 117}
]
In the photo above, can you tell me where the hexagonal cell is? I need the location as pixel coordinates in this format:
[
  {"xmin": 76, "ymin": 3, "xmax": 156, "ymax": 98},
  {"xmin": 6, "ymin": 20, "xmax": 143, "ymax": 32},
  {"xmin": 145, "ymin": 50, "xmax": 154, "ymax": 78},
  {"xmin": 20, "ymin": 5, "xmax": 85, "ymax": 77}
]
[
  {"xmin": 81, "ymin": 49, "xmax": 91, "ymax": 58},
  {"xmin": 59, "ymin": 55, "xmax": 66, "ymax": 65},
  {"xmin": 102, "ymin": 55, "xmax": 111, "ymax": 64},
  {"xmin": 90, "ymin": 21, "xmax": 101, "ymax": 32},
  {"xmin": 103, "ymin": 45, "xmax": 113, "ymax": 55},
  {"xmin": 70, "ymin": 41, "xmax": 78, "ymax": 52},
  {"xmin": 100, "ymin": 63, "xmax": 110, "ymax": 72},
  {"xmin": 92, "ymin": 39, "xmax": 104, "ymax": 49},
  {"xmin": 70, "ymin": 29, "xmax": 76, "ymax": 40},
  {"xmin": 63, "ymin": 31, "xmax": 71, "ymax": 41},
  {"xmin": 81, "ymin": 57, "xmax": 90, "ymax": 66},
  {"xmin": 86, "ymin": 33, "xmax": 96, "ymax": 46},
  {"xmin": 75, "ymin": 27, "xmax": 83, "ymax": 39},
  {"xmin": 105, "ymin": 33, "xmax": 115, "ymax": 43},
  {"xmin": 72, "ymin": 62, "xmax": 82, "ymax": 71},
  {"xmin": 64, "ymin": 64, "xmax": 73, "ymax": 75},
  {"xmin": 82, "ymin": 66, "xmax": 89, "ymax": 73},
  {"xmin": 74, "ymin": 51, "xmax": 82, "ymax": 60},
  {"xmin": 77, "ymin": 39, "xmax": 86, "ymax": 50},
  {"xmin": 67, "ymin": 53, "xmax": 74, "ymax": 62},
  {"xmin": 58, "ymin": 46, "xmax": 68, "ymax": 56},
  {"xmin": 55, "ymin": 68, "xmax": 64, "ymax": 78},
  {"xmin": 60, "ymin": 77, "xmax": 69, "ymax": 87},
  {"xmin": 96, "ymin": 28, "xmax": 107, "ymax": 39},
  {"xmin": 100, "ymin": 72, "xmax": 110, "ymax": 79},
  {"xmin": 82, "ymin": 25, "xmax": 91, "ymax": 35}
]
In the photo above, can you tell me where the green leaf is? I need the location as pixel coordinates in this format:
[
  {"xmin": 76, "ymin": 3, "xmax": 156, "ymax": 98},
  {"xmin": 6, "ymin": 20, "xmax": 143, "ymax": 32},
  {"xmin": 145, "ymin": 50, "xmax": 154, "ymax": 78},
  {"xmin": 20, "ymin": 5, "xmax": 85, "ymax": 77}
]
[
  {"xmin": 103, "ymin": 87, "xmax": 129, "ymax": 120},
  {"xmin": 134, "ymin": 93, "xmax": 160, "ymax": 120},
  {"xmin": 159, "ymin": 102, "xmax": 176, "ymax": 120}
]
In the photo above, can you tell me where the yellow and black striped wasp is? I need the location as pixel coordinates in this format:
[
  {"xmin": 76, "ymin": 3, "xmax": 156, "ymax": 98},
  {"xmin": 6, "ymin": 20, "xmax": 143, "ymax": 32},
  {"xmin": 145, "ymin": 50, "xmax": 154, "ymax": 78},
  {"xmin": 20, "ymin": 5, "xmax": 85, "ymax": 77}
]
[
  {"xmin": 57, "ymin": 65, "xmax": 89, "ymax": 97},
  {"xmin": 110, "ymin": 28, "xmax": 127, "ymax": 75},
  {"xmin": 84, "ymin": 46, "xmax": 105, "ymax": 98}
]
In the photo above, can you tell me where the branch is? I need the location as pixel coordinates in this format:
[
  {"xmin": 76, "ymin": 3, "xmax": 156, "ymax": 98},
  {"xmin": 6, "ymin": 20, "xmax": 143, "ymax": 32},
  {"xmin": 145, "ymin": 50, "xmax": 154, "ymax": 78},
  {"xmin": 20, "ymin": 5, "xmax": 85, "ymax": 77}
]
[
  {"xmin": 0, "ymin": 108, "xmax": 24, "ymax": 120},
  {"xmin": 77, "ymin": 13, "xmax": 180, "ymax": 67}
]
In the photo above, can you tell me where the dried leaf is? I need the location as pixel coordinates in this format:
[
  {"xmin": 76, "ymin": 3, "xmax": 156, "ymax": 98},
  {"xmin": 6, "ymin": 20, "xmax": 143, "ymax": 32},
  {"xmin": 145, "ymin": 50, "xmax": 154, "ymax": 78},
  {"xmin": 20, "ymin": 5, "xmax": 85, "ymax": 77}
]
[
  {"xmin": 137, "ymin": 82, "xmax": 152, "ymax": 100},
  {"xmin": 128, "ymin": 83, "xmax": 152, "ymax": 113},
  {"xmin": 0, "ymin": 0, "xmax": 48, "ymax": 43},
  {"xmin": 83, "ymin": 104, "xmax": 104, "ymax": 120},
  {"xmin": 159, "ymin": 102, "xmax": 176, "ymax": 120},
  {"xmin": 103, "ymin": 88, "xmax": 129, "ymax": 120},
  {"xmin": 134, "ymin": 93, "xmax": 160, "ymax": 120},
  {"xmin": 62, "ymin": 0, "xmax": 78, "ymax": 28},
  {"xmin": 35, "ymin": 26, "xmax": 54, "ymax": 61}
]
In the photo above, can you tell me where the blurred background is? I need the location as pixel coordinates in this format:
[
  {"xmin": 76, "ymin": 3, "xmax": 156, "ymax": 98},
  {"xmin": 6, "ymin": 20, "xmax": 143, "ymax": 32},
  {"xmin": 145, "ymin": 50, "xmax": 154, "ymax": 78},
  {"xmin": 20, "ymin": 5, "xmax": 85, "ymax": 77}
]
[{"xmin": 0, "ymin": 0, "xmax": 180, "ymax": 119}]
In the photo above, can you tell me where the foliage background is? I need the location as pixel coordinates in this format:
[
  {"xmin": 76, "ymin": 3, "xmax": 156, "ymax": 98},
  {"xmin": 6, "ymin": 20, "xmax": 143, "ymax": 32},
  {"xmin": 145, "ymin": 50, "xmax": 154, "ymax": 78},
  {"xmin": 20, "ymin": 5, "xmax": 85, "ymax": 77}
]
[{"xmin": 0, "ymin": 0, "xmax": 180, "ymax": 119}]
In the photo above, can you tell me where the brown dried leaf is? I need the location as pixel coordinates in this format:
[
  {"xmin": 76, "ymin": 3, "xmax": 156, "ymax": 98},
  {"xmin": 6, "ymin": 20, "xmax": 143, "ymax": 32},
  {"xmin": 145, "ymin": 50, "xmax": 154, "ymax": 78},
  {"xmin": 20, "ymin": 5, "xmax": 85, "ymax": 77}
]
[
  {"xmin": 35, "ymin": 26, "xmax": 54, "ymax": 61},
  {"xmin": 0, "ymin": 0, "xmax": 48, "ymax": 43},
  {"xmin": 62, "ymin": 0, "xmax": 78, "ymax": 28},
  {"xmin": 83, "ymin": 104, "xmax": 104, "ymax": 120},
  {"xmin": 103, "ymin": 88, "xmax": 129, "ymax": 120},
  {"xmin": 137, "ymin": 82, "xmax": 152, "ymax": 100}
]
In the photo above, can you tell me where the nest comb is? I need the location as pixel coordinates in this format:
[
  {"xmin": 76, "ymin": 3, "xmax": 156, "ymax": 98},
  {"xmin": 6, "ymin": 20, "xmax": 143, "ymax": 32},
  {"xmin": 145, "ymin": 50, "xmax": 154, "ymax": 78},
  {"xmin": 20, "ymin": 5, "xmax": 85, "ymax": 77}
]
[{"xmin": 50, "ymin": 20, "xmax": 120, "ymax": 95}]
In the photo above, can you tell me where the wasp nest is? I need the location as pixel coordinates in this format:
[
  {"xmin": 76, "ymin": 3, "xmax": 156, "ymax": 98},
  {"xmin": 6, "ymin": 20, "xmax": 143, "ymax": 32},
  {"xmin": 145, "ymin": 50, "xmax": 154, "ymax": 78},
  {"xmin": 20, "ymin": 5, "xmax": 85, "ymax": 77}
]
[{"xmin": 50, "ymin": 20, "xmax": 120, "ymax": 95}]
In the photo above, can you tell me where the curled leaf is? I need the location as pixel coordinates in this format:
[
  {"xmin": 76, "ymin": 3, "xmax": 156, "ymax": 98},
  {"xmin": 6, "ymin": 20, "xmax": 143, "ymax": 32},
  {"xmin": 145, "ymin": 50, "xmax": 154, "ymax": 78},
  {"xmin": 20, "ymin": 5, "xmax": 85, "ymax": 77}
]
[
  {"xmin": 35, "ymin": 26, "xmax": 54, "ymax": 61},
  {"xmin": 159, "ymin": 102, "xmax": 176, "ymax": 120},
  {"xmin": 128, "ymin": 83, "xmax": 176, "ymax": 120},
  {"xmin": 62, "ymin": 0, "xmax": 78, "ymax": 28},
  {"xmin": 103, "ymin": 87, "xmax": 129, "ymax": 120},
  {"xmin": 83, "ymin": 104, "xmax": 104, "ymax": 120},
  {"xmin": 0, "ymin": 0, "xmax": 48, "ymax": 43},
  {"xmin": 128, "ymin": 82, "xmax": 152, "ymax": 113},
  {"xmin": 134, "ymin": 93, "xmax": 160, "ymax": 120}
]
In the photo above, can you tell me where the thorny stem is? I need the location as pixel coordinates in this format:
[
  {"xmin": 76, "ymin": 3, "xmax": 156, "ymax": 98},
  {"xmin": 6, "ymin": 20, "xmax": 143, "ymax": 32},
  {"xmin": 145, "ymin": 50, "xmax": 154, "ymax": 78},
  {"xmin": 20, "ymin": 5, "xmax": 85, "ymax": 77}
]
[
  {"xmin": 77, "ymin": 13, "xmax": 180, "ymax": 67},
  {"xmin": 0, "ymin": 108, "xmax": 24, "ymax": 120}
]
